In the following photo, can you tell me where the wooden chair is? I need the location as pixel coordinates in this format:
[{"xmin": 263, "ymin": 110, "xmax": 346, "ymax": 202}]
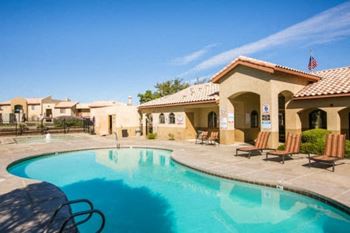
[
  {"xmin": 308, "ymin": 134, "xmax": 346, "ymax": 172},
  {"xmin": 206, "ymin": 131, "xmax": 219, "ymax": 145},
  {"xmin": 265, "ymin": 133, "xmax": 301, "ymax": 164},
  {"xmin": 195, "ymin": 131, "xmax": 208, "ymax": 144},
  {"xmin": 235, "ymin": 131, "xmax": 271, "ymax": 159}
]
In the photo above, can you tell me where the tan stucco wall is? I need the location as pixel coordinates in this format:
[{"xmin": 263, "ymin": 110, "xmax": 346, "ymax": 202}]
[
  {"xmin": 53, "ymin": 107, "xmax": 76, "ymax": 118},
  {"xmin": 218, "ymin": 65, "xmax": 310, "ymax": 148},
  {"xmin": 140, "ymin": 104, "xmax": 219, "ymax": 140},
  {"xmin": 287, "ymin": 97, "xmax": 350, "ymax": 136},
  {"xmin": 91, "ymin": 105, "xmax": 140, "ymax": 136},
  {"xmin": 27, "ymin": 104, "xmax": 42, "ymax": 121}
]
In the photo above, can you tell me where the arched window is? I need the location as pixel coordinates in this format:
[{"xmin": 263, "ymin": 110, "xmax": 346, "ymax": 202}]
[
  {"xmin": 208, "ymin": 112, "xmax": 218, "ymax": 128},
  {"xmin": 159, "ymin": 113, "xmax": 165, "ymax": 124},
  {"xmin": 309, "ymin": 109, "xmax": 327, "ymax": 129},
  {"xmin": 169, "ymin": 113, "xmax": 175, "ymax": 124},
  {"xmin": 251, "ymin": 111, "xmax": 259, "ymax": 128}
]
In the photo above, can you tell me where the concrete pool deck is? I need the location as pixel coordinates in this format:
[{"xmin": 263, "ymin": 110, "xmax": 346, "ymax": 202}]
[{"xmin": 1, "ymin": 134, "xmax": 350, "ymax": 232}]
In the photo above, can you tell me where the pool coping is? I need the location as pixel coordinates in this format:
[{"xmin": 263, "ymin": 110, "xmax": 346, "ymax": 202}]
[{"xmin": 5, "ymin": 145, "xmax": 350, "ymax": 216}]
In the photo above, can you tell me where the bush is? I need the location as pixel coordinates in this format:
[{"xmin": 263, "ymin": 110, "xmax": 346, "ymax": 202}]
[
  {"xmin": 300, "ymin": 129, "xmax": 331, "ymax": 155},
  {"xmin": 147, "ymin": 133, "xmax": 157, "ymax": 140},
  {"xmin": 302, "ymin": 128, "xmax": 331, "ymax": 143},
  {"xmin": 168, "ymin": 133, "xmax": 175, "ymax": 140},
  {"xmin": 346, "ymin": 140, "xmax": 350, "ymax": 158},
  {"xmin": 54, "ymin": 116, "xmax": 83, "ymax": 128},
  {"xmin": 277, "ymin": 144, "xmax": 285, "ymax": 150}
]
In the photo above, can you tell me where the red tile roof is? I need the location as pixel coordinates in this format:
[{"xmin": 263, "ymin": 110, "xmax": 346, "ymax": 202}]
[
  {"xmin": 139, "ymin": 83, "xmax": 219, "ymax": 108},
  {"xmin": 211, "ymin": 56, "xmax": 320, "ymax": 83},
  {"xmin": 295, "ymin": 66, "xmax": 350, "ymax": 99}
]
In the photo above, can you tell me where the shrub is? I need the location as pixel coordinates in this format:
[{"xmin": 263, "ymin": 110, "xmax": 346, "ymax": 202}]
[
  {"xmin": 277, "ymin": 144, "xmax": 285, "ymax": 150},
  {"xmin": 300, "ymin": 129, "xmax": 331, "ymax": 155},
  {"xmin": 54, "ymin": 116, "xmax": 83, "ymax": 128},
  {"xmin": 168, "ymin": 133, "xmax": 175, "ymax": 140},
  {"xmin": 345, "ymin": 140, "xmax": 350, "ymax": 158},
  {"xmin": 147, "ymin": 133, "xmax": 157, "ymax": 140},
  {"xmin": 301, "ymin": 128, "xmax": 330, "ymax": 143}
]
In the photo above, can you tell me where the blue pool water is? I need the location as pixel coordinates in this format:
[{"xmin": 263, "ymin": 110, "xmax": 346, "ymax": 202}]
[{"xmin": 8, "ymin": 148, "xmax": 350, "ymax": 233}]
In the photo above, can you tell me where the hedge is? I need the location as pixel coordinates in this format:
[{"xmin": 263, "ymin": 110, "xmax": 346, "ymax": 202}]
[
  {"xmin": 54, "ymin": 116, "xmax": 84, "ymax": 128},
  {"xmin": 278, "ymin": 129, "xmax": 350, "ymax": 158}
]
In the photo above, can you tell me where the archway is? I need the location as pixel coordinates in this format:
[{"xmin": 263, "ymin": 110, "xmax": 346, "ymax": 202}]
[
  {"xmin": 145, "ymin": 113, "xmax": 153, "ymax": 134},
  {"xmin": 208, "ymin": 111, "xmax": 218, "ymax": 129},
  {"xmin": 229, "ymin": 92, "xmax": 260, "ymax": 143},
  {"xmin": 339, "ymin": 107, "xmax": 350, "ymax": 139},
  {"xmin": 278, "ymin": 91, "xmax": 293, "ymax": 142},
  {"xmin": 298, "ymin": 108, "xmax": 327, "ymax": 131}
]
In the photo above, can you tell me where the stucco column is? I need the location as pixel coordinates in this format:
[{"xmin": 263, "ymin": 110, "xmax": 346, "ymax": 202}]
[
  {"xmin": 324, "ymin": 107, "xmax": 341, "ymax": 133},
  {"xmin": 142, "ymin": 113, "xmax": 147, "ymax": 136},
  {"xmin": 260, "ymin": 92, "xmax": 279, "ymax": 148},
  {"xmin": 219, "ymin": 97, "xmax": 235, "ymax": 144},
  {"xmin": 285, "ymin": 108, "xmax": 302, "ymax": 135}
]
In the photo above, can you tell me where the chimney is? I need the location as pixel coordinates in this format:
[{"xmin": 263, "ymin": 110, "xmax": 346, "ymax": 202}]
[{"xmin": 127, "ymin": 96, "xmax": 133, "ymax": 106}]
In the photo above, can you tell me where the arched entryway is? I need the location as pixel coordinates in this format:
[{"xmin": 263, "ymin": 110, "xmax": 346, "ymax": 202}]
[
  {"xmin": 145, "ymin": 113, "xmax": 153, "ymax": 134},
  {"xmin": 208, "ymin": 111, "xmax": 218, "ymax": 129},
  {"xmin": 339, "ymin": 107, "xmax": 350, "ymax": 139},
  {"xmin": 278, "ymin": 91, "xmax": 293, "ymax": 142},
  {"xmin": 229, "ymin": 92, "xmax": 260, "ymax": 143},
  {"xmin": 298, "ymin": 108, "xmax": 327, "ymax": 131}
]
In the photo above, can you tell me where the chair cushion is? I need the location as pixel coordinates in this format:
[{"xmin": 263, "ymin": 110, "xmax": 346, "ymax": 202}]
[
  {"xmin": 310, "ymin": 155, "xmax": 339, "ymax": 162},
  {"xmin": 238, "ymin": 146, "xmax": 258, "ymax": 152},
  {"xmin": 268, "ymin": 150, "xmax": 290, "ymax": 156}
]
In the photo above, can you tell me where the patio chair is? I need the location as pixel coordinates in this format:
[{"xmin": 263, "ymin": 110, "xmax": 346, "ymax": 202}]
[
  {"xmin": 308, "ymin": 134, "xmax": 346, "ymax": 172},
  {"xmin": 195, "ymin": 131, "xmax": 208, "ymax": 144},
  {"xmin": 205, "ymin": 131, "xmax": 219, "ymax": 145},
  {"xmin": 235, "ymin": 131, "xmax": 271, "ymax": 159},
  {"xmin": 265, "ymin": 133, "xmax": 301, "ymax": 164}
]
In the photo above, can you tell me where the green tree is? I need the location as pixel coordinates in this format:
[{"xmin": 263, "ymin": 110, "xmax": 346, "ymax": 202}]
[{"xmin": 138, "ymin": 78, "xmax": 189, "ymax": 104}]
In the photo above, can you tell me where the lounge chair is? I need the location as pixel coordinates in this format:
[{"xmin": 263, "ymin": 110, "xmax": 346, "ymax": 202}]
[
  {"xmin": 308, "ymin": 134, "xmax": 346, "ymax": 172},
  {"xmin": 235, "ymin": 131, "xmax": 271, "ymax": 159},
  {"xmin": 265, "ymin": 133, "xmax": 301, "ymax": 164},
  {"xmin": 195, "ymin": 131, "xmax": 208, "ymax": 144},
  {"xmin": 206, "ymin": 131, "xmax": 219, "ymax": 145}
]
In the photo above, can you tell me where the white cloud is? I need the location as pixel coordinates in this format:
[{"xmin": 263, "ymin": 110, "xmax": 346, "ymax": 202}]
[
  {"xmin": 185, "ymin": 1, "xmax": 350, "ymax": 74},
  {"xmin": 170, "ymin": 44, "xmax": 217, "ymax": 65}
]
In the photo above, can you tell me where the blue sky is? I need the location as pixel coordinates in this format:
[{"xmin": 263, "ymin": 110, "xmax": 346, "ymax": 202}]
[{"xmin": 1, "ymin": 0, "xmax": 350, "ymax": 103}]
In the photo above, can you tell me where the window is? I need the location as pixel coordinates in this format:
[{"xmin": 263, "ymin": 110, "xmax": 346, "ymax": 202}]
[
  {"xmin": 251, "ymin": 111, "xmax": 259, "ymax": 128},
  {"xmin": 159, "ymin": 113, "xmax": 165, "ymax": 124},
  {"xmin": 60, "ymin": 108, "xmax": 66, "ymax": 114},
  {"xmin": 169, "ymin": 113, "xmax": 175, "ymax": 124},
  {"xmin": 31, "ymin": 105, "xmax": 35, "ymax": 110},
  {"xmin": 309, "ymin": 109, "xmax": 327, "ymax": 129},
  {"xmin": 208, "ymin": 112, "xmax": 218, "ymax": 128}
]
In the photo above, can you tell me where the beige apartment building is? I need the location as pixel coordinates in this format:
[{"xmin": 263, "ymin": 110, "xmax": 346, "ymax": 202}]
[
  {"xmin": 89, "ymin": 100, "xmax": 140, "ymax": 137},
  {"xmin": 0, "ymin": 95, "xmax": 140, "ymax": 138},
  {"xmin": 0, "ymin": 96, "xmax": 71, "ymax": 122},
  {"xmin": 139, "ymin": 56, "xmax": 350, "ymax": 148}
]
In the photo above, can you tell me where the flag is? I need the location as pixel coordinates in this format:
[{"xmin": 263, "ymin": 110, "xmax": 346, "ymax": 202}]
[{"xmin": 308, "ymin": 56, "xmax": 318, "ymax": 70}]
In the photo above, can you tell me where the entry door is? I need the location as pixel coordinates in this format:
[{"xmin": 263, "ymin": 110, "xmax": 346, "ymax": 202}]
[
  {"xmin": 46, "ymin": 109, "xmax": 52, "ymax": 122},
  {"xmin": 109, "ymin": 115, "xmax": 113, "ymax": 134}
]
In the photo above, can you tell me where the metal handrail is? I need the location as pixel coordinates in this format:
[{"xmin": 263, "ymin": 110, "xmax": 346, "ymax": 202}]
[
  {"xmin": 59, "ymin": 209, "xmax": 106, "ymax": 233},
  {"xmin": 46, "ymin": 199, "xmax": 94, "ymax": 232}
]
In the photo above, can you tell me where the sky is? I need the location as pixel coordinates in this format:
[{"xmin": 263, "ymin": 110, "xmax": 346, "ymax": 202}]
[{"xmin": 1, "ymin": 0, "xmax": 350, "ymax": 104}]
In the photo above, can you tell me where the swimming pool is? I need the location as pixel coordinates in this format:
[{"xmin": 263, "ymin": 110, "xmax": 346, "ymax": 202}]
[{"xmin": 8, "ymin": 148, "xmax": 350, "ymax": 233}]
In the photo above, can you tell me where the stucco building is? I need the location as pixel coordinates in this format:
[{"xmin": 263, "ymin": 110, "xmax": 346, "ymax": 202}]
[
  {"xmin": 89, "ymin": 100, "xmax": 140, "ymax": 137},
  {"xmin": 139, "ymin": 56, "xmax": 350, "ymax": 148}
]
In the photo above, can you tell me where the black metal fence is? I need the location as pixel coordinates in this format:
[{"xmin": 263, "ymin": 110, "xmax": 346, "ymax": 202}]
[{"xmin": 0, "ymin": 118, "xmax": 95, "ymax": 137}]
